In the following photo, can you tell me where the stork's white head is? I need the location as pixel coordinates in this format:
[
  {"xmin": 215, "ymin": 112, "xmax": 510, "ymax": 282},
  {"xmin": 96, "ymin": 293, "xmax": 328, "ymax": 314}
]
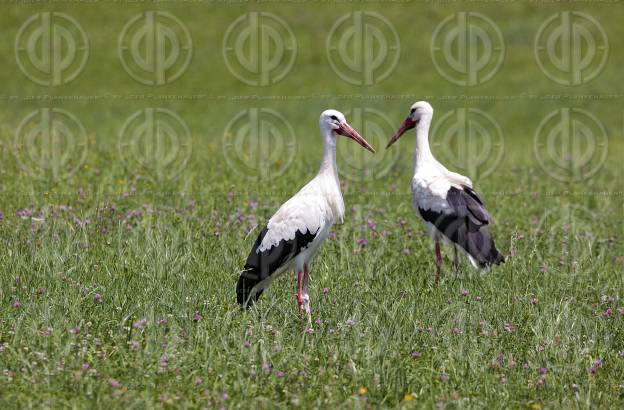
[
  {"xmin": 320, "ymin": 109, "xmax": 375, "ymax": 153},
  {"xmin": 386, "ymin": 101, "xmax": 434, "ymax": 149}
]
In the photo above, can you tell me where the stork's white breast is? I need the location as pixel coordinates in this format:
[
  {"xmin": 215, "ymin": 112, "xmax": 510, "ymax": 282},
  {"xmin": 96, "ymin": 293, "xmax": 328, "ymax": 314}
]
[
  {"xmin": 257, "ymin": 176, "xmax": 340, "ymax": 253},
  {"xmin": 411, "ymin": 175, "xmax": 452, "ymax": 213}
]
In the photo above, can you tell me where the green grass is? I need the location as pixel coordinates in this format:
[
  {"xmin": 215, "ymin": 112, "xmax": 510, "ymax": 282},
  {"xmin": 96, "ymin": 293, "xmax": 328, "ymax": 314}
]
[{"xmin": 1, "ymin": 2, "xmax": 623, "ymax": 409}]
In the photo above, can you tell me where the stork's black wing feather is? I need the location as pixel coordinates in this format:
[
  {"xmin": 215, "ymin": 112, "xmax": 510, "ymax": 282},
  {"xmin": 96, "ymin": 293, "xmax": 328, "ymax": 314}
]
[
  {"xmin": 419, "ymin": 186, "xmax": 503, "ymax": 268},
  {"xmin": 236, "ymin": 226, "xmax": 318, "ymax": 308},
  {"xmin": 445, "ymin": 185, "xmax": 491, "ymax": 226}
]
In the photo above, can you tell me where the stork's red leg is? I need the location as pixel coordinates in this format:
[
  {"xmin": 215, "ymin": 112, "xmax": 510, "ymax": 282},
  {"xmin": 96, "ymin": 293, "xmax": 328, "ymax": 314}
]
[
  {"xmin": 435, "ymin": 239, "xmax": 442, "ymax": 284},
  {"xmin": 302, "ymin": 264, "xmax": 312, "ymax": 327},
  {"xmin": 303, "ymin": 265, "xmax": 310, "ymax": 293},
  {"xmin": 296, "ymin": 271, "xmax": 304, "ymax": 315}
]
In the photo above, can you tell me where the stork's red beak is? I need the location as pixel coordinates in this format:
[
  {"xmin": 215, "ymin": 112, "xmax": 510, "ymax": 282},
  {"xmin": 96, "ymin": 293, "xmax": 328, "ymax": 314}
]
[
  {"xmin": 336, "ymin": 122, "xmax": 375, "ymax": 154},
  {"xmin": 386, "ymin": 117, "xmax": 416, "ymax": 149}
]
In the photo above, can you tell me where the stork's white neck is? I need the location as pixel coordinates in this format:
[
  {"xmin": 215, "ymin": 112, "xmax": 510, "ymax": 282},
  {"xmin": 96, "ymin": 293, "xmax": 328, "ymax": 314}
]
[
  {"xmin": 318, "ymin": 128, "xmax": 339, "ymax": 179},
  {"xmin": 318, "ymin": 127, "xmax": 345, "ymax": 223},
  {"xmin": 414, "ymin": 114, "xmax": 435, "ymax": 172}
]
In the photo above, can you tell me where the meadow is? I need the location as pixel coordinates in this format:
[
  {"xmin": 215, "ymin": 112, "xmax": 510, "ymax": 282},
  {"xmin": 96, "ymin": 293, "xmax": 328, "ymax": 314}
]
[{"xmin": 0, "ymin": 1, "xmax": 623, "ymax": 409}]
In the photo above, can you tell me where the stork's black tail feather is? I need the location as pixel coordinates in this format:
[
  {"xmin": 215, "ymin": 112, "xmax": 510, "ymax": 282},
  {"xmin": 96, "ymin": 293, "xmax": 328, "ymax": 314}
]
[
  {"xmin": 236, "ymin": 224, "xmax": 318, "ymax": 309},
  {"xmin": 465, "ymin": 228, "xmax": 505, "ymax": 269},
  {"xmin": 418, "ymin": 186, "xmax": 505, "ymax": 271},
  {"xmin": 236, "ymin": 268, "xmax": 263, "ymax": 308}
]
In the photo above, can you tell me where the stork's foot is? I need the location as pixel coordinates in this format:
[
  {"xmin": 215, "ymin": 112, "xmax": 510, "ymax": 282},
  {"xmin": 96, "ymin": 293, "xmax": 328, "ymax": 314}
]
[
  {"xmin": 295, "ymin": 293, "xmax": 312, "ymax": 332},
  {"xmin": 302, "ymin": 294, "xmax": 312, "ymax": 325},
  {"xmin": 296, "ymin": 293, "xmax": 305, "ymax": 317}
]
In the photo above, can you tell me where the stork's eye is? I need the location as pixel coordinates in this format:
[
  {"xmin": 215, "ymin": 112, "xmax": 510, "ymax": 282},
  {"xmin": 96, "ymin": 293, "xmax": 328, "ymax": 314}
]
[
  {"xmin": 410, "ymin": 108, "xmax": 416, "ymax": 114},
  {"xmin": 330, "ymin": 115, "xmax": 338, "ymax": 121}
]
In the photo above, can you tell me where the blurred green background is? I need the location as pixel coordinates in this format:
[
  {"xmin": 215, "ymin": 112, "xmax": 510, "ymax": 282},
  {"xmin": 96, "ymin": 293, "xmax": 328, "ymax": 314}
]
[
  {"xmin": 0, "ymin": 2, "xmax": 623, "ymax": 408},
  {"xmin": 0, "ymin": 2, "xmax": 622, "ymax": 198}
]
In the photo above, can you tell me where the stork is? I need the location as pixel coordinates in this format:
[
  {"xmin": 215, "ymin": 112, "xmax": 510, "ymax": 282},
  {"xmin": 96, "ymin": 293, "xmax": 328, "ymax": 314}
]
[
  {"xmin": 386, "ymin": 101, "xmax": 504, "ymax": 283},
  {"xmin": 236, "ymin": 110, "xmax": 375, "ymax": 326}
]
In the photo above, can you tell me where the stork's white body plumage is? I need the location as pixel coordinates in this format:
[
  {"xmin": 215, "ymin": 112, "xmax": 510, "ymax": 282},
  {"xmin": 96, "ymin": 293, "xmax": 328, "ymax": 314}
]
[
  {"xmin": 258, "ymin": 172, "xmax": 344, "ymax": 254},
  {"xmin": 249, "ymin": 170, "xmax": 344, "ymax": 296},
  {"xmin": 236, "ymin": 110, "xmax": 374, "ymax": 326},
  {"xmin": 411, "ymin": 170, "xmax": 471, "ymax": 213},
  {"xmin": 387, "ymin": 101, "xmax": 504, "ymax": 282}
]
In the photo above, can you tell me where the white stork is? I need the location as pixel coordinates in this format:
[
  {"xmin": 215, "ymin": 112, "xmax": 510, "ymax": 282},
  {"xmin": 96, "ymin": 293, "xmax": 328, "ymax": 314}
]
[
  {"xmin": 236, "ymin": 110, "xmax": 375, "ymax": 326},
  {"xmin": 386, "ymin": 101, "xmax": 504, "ymax": 283}
]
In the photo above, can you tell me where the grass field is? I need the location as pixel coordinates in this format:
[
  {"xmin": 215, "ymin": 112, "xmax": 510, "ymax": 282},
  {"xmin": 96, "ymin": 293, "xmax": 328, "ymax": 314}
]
[{"xmin": 1, "ymin": 2, "xmax": 623, "ymax": 409}]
